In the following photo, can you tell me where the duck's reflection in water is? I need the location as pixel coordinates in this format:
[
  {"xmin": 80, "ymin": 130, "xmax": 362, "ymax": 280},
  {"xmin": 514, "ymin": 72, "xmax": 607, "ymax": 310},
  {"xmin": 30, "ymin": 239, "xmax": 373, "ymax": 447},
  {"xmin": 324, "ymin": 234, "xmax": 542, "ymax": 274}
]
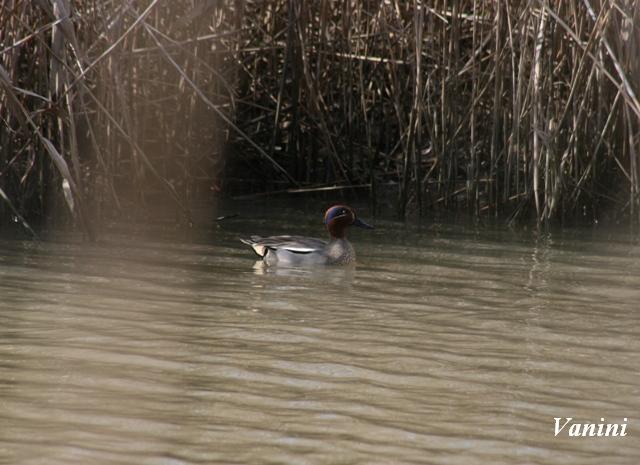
[{"xmin": 251, "ymin": 260, "xmax": 355, "ymax": 285}]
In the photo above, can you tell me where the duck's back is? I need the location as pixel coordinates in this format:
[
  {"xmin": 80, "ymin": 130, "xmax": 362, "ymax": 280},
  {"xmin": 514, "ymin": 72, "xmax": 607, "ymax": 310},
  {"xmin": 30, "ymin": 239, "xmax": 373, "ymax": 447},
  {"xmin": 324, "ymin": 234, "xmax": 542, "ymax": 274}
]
[{"xmin": 240, "ymin": 235, "xmax": 329, "ymax": 266}]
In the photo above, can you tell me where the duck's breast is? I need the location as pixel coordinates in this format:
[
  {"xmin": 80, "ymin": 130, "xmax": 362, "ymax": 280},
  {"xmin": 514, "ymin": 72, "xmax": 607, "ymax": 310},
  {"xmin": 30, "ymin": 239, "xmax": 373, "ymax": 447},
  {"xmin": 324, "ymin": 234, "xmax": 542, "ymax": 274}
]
[{"xmin": 325, "ymin": 239, "xmax": 356, "ymax": 265}]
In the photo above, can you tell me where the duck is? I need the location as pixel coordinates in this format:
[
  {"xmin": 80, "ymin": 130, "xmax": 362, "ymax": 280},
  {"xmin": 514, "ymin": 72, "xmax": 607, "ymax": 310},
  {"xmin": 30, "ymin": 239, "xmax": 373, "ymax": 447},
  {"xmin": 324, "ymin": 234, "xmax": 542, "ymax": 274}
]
[{"xmin": 240, "ymin": 205, "xmax": 373, "ymax": 266}]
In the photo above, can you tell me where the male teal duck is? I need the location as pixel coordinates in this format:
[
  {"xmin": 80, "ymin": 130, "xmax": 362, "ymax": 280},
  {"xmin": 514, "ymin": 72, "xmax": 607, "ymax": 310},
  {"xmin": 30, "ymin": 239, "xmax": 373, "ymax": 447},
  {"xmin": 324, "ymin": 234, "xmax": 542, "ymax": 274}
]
[{"xmin": 240, "ymin": 205, "xmax": 373, "ymax": 266}]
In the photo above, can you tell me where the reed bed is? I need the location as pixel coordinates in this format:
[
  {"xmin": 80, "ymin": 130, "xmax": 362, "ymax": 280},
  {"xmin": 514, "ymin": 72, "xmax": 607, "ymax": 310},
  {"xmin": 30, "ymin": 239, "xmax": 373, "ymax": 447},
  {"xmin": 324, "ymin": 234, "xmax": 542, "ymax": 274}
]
[{"xmin": 0, "ymin": 0, "xmax": 639, "ymax": 236}]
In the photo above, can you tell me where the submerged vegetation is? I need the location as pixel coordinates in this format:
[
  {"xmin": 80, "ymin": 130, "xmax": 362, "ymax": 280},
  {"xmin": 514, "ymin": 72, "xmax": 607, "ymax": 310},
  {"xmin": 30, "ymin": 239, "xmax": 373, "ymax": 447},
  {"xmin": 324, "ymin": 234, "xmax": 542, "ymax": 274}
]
[{"xmin": 1, "ymin": 0, "xmax": 639, "ymax": 236}]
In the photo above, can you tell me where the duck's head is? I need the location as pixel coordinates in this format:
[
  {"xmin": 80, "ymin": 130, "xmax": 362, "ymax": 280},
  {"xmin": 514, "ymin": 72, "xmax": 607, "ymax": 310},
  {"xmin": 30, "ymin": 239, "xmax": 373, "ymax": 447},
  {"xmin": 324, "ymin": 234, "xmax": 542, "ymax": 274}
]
[{"xmin": 323, "ymin": 205, "xmax": 374, "ymax": 239}]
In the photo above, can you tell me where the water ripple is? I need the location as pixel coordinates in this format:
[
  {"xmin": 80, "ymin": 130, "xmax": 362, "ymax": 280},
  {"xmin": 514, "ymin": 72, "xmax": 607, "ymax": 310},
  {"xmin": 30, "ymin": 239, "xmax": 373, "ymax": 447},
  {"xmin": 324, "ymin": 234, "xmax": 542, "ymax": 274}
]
[{"xmin": 1, "ymin": 225, "xmax": 639, "ymax": 464}]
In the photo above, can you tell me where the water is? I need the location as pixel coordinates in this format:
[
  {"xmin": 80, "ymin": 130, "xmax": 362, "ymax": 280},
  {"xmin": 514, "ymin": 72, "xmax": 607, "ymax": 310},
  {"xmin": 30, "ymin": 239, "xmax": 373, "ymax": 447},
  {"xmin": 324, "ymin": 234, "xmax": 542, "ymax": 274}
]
[{"xmin": 1, "ymin": 206, "xmax": 639, "ymax": 465}]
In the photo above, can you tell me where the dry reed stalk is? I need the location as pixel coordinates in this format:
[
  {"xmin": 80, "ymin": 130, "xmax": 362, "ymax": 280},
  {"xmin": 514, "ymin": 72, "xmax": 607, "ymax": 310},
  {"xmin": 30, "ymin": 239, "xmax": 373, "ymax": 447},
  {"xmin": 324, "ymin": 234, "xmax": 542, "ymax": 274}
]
[{"xmin": 1, "ymin": 0, "xmax": 639, "ymax": 231}]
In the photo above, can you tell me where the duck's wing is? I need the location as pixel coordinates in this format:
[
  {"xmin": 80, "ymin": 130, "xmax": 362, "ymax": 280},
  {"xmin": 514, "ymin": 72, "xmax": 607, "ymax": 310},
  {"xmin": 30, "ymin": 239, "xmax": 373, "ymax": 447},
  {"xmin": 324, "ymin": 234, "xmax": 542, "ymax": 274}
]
[{"xmin": 240, "ymin": 235, "xmax": 327, "ymax": 257}]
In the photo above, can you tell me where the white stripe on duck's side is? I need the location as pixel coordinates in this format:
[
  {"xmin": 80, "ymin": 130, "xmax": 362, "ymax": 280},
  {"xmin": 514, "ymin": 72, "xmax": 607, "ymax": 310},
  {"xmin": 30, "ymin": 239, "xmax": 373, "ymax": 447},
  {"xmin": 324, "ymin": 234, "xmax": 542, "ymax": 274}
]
[{"xmin": 240, "ymin": 205, "xmax": 373, "ymax": 266}]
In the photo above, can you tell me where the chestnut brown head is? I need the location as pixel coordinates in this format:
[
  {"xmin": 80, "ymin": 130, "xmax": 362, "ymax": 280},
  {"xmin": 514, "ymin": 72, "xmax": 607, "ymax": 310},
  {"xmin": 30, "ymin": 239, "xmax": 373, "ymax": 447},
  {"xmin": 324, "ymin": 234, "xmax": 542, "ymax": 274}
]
[{"xmin": 323, "ymin": 205, "xmax": 374, "ymax": 239}]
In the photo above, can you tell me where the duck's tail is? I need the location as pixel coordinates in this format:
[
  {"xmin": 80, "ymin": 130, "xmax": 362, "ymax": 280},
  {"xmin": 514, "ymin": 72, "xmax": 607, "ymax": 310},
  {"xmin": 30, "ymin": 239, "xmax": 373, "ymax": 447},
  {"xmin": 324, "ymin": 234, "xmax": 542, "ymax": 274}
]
[{"xmin": 239, "ymin": 236, "xmax": 266, "ymax": 257}]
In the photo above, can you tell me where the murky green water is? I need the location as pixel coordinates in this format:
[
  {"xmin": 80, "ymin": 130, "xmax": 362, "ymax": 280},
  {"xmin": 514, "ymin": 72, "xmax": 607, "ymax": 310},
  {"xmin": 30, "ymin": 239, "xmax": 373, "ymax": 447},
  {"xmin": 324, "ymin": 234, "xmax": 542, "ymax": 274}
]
[{"xmin": 1, "ymin": 205, "xmax": 639, "ymax": 464}]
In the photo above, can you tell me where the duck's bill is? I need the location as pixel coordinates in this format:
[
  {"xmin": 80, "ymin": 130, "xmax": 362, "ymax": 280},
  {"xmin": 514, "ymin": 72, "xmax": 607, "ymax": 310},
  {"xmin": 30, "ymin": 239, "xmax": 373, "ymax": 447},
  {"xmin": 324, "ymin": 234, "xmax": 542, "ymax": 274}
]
[{"xmin": 353, "ymin": 218, "xmax": 374, "ymax": 229}]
